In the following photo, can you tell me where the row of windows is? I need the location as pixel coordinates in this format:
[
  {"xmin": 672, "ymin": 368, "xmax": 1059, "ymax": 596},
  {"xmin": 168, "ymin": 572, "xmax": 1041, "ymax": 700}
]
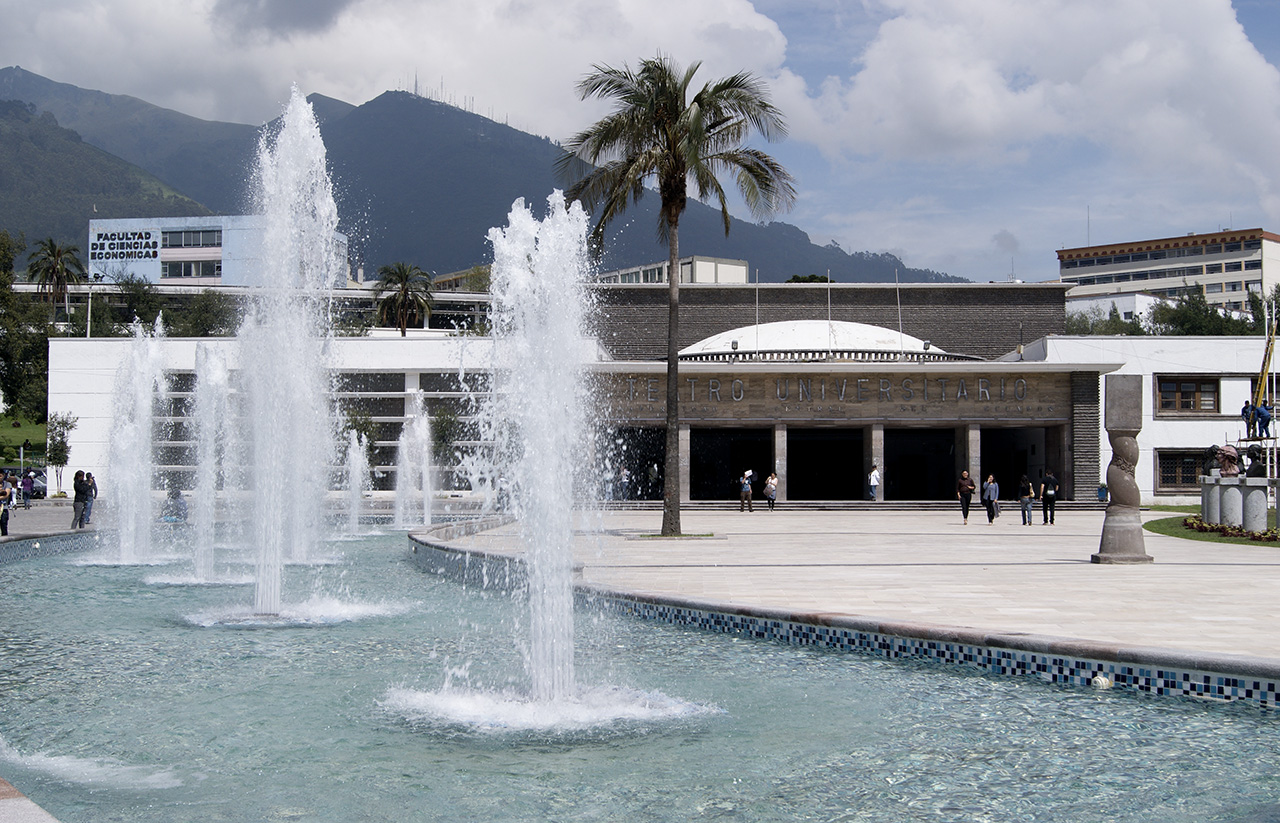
[
  {"xmin": 1065, "ymin": 265, "xmax": 1265, "ymax": 286},
  {"xmin": 1156, "ymin": 449, "xmax": 1202, "ymax": 491},
  {"xmin": 161, "ymin": 230, "xmax": 222, "ymax": 249},
  {"xmin": 161, "ymin": 261, "xmax": 221, "ymax": 278},
  {"xmin": 1062, "ymin": 238, "xmax": 1261, "ymax": 269}
]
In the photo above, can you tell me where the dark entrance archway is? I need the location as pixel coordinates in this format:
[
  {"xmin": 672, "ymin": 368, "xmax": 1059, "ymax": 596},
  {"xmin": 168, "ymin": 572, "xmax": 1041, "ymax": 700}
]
[
  {"xmin": 603, "ymin": 426, "xmax": 666, "ymax": 500},
  {"xmin": 786, "ymin": 428, "xmax": 864, "ymax": 499},
  {"xmin": 979, "ymin": 427, "xmax": 1046, "ymax": 498},
  {"xmin": 884, "ymin": 428, "xmax": 957, "ymax": 500},
  {"xmin": 690, "ymin": 428, "xmax": 773, "ymax": 500}
]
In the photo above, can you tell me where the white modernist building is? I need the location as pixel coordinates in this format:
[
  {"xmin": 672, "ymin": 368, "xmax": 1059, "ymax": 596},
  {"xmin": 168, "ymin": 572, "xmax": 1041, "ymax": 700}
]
[
  {"xmin": 1058, "ymin": 228, "xmax": 1280, "ymax": 312},
  {"xmin": 86, "ymin": 215, "xmax": 351, "ymax": 288},
  {"xmin": 1010, "ymin": 335, "xmax": 1267, "ymax": 504},
  {"xmin": 595, "ymin": 256, "xmax": 748, "ymax": 285}
]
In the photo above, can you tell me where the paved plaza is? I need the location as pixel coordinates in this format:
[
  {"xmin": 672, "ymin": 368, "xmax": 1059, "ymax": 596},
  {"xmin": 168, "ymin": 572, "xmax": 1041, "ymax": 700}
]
[{"xmin": 444, "ymin": 506, "xmax": 1280, "ymax": 663}]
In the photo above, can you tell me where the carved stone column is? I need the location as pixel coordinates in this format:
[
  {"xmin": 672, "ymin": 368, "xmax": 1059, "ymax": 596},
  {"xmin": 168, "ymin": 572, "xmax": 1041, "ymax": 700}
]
[{"xmin": 1093, "ymin": 374, "xmax": 1152, "ymax": 564}]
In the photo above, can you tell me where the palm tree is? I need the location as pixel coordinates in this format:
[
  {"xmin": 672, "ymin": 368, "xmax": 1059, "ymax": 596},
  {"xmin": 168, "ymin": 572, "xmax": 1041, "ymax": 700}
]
[
  {"xmin": 375, "ymin": 262, "xmax": 434, "ymax": 336},
  {"xmin": 557, "ymin": 55, "xmax": 795, "ymax": 536},
  {"xmin": 28, "ymin": 237, "xmax": 85, "ymax": 322}
]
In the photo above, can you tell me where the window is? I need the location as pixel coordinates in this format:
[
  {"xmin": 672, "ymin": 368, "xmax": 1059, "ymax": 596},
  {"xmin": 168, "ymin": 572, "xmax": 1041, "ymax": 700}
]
[
  {"xmin": 1244, "ymin": 239, "xmax": 1262, "ymax": 250},
  {"xmin": 1225, "ymin": 261, "xmax": 1243, "ymax": 272},
  {"xmin": 1224, "ymin": 242, "xmax": 1243, "ymax": 252},
  {"xmin": 1248, "ymin": 280, "xmax": 1263, "ymax": 292},
  {"xmin": 161, "ymin": 229, "xmax": 222, "ymax": 248},
  {"xmin": 1205, "ymin": 282, "xmax": 1223, "ymax": 294},
  {"xmin": 1158, "ymin": 377, "xmax": 1218, "ymax": 413},
  {"xmin": 161, "ymin": 261, "xmax": 221, "ymax": 278},
  {"xmin": 1205, "ymin": 263, "xmax": 1223, "ymax": 274},
  {"xmin": 1206, "ymin": 244, "xmax": 1222, "ymax": 254},
  {"xmin": 1245, "ymin": 260, "xmax": 1262, "ymax": 271},
  {"xmin": 1156, "ymin": 450, "xmax": 1203, "ymax": 492},
  {"xmin": 1229, "ymin": 281, "xmax": 1243, "ymax": 291}
]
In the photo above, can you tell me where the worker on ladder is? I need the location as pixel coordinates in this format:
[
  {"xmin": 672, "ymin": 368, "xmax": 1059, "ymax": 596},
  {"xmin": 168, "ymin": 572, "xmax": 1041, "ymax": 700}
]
[
  {"xmin": 1243, "ymin": 400, "xmax": 1257, "ymax": 437},
  {"xmin": 1259, "ymin": 400, "xmax": 1272, "ymax": 438}
]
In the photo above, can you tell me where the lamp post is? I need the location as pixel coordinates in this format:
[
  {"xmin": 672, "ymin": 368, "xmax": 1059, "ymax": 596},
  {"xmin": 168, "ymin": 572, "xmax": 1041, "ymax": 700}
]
[{"xmin": 86, "ymin": 272, "xmax": 104, "ymax": 339}]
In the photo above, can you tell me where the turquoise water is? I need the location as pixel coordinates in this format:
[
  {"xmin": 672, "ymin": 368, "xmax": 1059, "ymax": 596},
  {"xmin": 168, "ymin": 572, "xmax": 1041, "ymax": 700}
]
[{"xmin": 0, "ymin": 533, "xmax": 1278, "ymax": 822}]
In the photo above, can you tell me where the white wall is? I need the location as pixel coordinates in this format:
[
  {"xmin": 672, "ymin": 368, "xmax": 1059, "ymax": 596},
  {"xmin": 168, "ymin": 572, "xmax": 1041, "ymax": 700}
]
[{"xmin": 1026, "ymin": 336, "xmax": 1267, "ymax": 504}]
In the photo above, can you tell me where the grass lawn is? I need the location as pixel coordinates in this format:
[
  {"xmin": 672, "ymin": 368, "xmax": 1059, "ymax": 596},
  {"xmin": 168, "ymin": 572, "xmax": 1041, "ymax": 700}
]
[
  {"xmin": 0, "ymin": 414, "xmax": 46, "ymax": 464},
  {"xmin": 1143, "ymin": 510, "xmax": 1279, "ymax": 546}
]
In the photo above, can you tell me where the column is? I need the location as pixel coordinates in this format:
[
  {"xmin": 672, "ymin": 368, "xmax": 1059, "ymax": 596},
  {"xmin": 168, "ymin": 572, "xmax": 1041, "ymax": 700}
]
[
  {"xmin": 1093, "ymin": 374, "xmax": 1152, "ymax": 564},
  {"xmin": 869, "ymin": 423, "xmax": 885, "ymax": 500},
  {"xmin": 774, "ymin": 424, "xmax": 787, "ymax": 502},
  {"xmin": 966, "ymin": 423, "xmax": 981, "ymax": 476},
  {"xmin": 678, "ymin": 424, "xmax": 691, "ymax": 503}
]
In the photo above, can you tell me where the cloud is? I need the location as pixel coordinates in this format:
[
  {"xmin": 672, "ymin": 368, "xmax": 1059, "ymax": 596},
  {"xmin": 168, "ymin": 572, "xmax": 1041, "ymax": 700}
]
[{"xmin": 212, "ymin": 0, "xmax": 359, "ymax": 38}]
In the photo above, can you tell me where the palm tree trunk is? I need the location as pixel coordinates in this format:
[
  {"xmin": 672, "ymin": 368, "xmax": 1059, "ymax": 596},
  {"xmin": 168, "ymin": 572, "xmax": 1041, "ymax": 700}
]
[{"xmin": 660, "ymin": 218, "xmax": 682, "ymax": 536}]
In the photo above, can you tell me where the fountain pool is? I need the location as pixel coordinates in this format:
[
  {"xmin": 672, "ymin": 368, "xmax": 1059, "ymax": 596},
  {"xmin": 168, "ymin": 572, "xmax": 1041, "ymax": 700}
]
[{"xmin": 1, "ymin": 533, "xmax": 1279, "ymax": 823}]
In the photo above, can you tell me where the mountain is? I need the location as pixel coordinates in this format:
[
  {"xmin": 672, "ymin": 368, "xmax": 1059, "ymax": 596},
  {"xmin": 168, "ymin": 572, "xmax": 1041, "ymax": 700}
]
[
  {"xmin": 0, "ymin": 69, "xmax": 964, "ymax": 283},
  {"xmin": 0, "ymin": 66, "xmax": 258, "ymax": 214},
  {"xmin": 0, "ymin": 99, "xmax": 210, "ymax": 247}
]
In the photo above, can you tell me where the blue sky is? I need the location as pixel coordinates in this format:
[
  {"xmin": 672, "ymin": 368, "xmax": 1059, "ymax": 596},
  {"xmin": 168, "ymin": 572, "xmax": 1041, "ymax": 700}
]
[{"xmin": 3, "ymin": 0, "xmax": 1279, "ymax": 282}]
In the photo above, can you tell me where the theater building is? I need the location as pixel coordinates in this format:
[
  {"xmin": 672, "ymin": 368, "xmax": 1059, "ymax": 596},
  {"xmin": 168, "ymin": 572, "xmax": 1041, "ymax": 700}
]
[{"xmin": 49, "ymin": 281, "xmax": 1127, "ymax": 502}]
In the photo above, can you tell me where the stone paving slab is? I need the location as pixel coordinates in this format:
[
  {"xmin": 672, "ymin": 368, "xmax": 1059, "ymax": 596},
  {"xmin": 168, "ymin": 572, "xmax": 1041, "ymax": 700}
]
[{"xmin": 447, "ymin": 507, "xmax": 1280, "ymax": 661}]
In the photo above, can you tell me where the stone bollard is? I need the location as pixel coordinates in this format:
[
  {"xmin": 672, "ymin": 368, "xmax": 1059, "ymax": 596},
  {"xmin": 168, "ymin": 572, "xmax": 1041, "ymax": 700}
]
[
  {"xmin": 1203, "ymin": 474, "xmax": 1221, "ymax": 524},
  {"xmin": 1242, "ymin": 478, "xmax": 1269, "ymax": 533},
  {"xmin": 1220, "ymin": 477, "xmax": 1243, "ymax": 527}
]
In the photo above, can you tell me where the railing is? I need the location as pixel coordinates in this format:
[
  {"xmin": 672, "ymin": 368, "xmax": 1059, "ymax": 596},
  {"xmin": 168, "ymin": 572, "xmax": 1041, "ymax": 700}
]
[{"xmin": 678, "ymin": 348, "xmax": 980, "ymax": 363}]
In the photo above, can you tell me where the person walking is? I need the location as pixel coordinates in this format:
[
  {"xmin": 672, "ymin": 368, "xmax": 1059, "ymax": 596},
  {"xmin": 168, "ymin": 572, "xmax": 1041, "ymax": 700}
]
[
  {"xmin": 1018, "ymin": 474, "xmax": 1034, "ymax": 526},
  {"xmin": 764, "ymin": 471, "xmax": 778, "ymax": 511},
  {"xmin": 957, "ymin": 470, "xmax": 976, "ymax": 525},
  {"xmin": 738, "ymin": 470, "xmax": 754, "ymax": 512},
  {"xmin": 1039, "ymin": 469, "xmax": 1059, "ymax": 525},
  {"xmin": 867, "ymin": 464, "xmax": 880, "ymax": 501},
  {"xmin": 71, "ymin": 470, "xmax": 91, "ymax": 529},
  {"xmin": 21, "ymin": 471, "xmax": 34, "ymax": 509},
  {"xmin": 981, "ymin": 474, "xmax": 1000, "ymax": 524},
  {"xmin": 84, "ymin": 472, "xmax": 99, "ymax": 525}
]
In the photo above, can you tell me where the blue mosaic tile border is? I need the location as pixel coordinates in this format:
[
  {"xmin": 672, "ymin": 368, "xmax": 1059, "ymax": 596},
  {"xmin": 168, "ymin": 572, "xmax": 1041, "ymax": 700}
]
[
  {"xmin": 409, "ymin": 533, "xmax": 1280, "ymax": 709},
  {"xmin": 594, "ymin": 597, "xmax": 1280, "ymax": 708},
  {"xmin": 0, "ymin": 531, "xmax": 98, "ymax": 564}
]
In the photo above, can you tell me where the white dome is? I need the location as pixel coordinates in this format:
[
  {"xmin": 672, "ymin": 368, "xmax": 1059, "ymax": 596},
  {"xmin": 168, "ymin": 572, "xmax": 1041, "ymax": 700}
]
[{"xmin": 680, "ymin": 320, "xmax": 940, "ymax": 357}]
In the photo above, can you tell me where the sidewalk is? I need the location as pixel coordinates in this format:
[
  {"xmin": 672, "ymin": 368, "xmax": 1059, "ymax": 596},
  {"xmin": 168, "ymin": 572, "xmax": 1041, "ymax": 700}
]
[
  {"xmin": 446, "ymin": 507, "xmax": 1280, "ymax": 662},
  {"xmin": 0, "ymin": 500, "xmax": 92, "ymax": 542}
]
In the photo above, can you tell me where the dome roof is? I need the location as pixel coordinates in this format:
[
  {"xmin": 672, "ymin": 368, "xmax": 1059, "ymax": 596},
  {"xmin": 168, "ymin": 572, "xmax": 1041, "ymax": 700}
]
[{"xmin": 680, "ymin": 320, "xmax": 942, "ymax": 358}]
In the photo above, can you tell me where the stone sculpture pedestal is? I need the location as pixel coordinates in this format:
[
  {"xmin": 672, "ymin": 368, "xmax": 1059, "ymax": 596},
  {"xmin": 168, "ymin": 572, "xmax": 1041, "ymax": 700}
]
[{"xmin": 1093, "ymin": 375, "xmax": 1153, "ymax": 564}]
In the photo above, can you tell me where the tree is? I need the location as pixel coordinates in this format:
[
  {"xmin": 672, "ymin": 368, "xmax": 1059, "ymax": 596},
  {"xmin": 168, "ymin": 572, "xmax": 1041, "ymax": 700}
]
[
  {"xmin": 375, "ymin": 262, "xmax": 434, "ymax": 336},
  {"xmin": 28, "ymin": 237, "xmax": 85, "ymax": 322},
  {"xmin": 46, "ymin": 412, "xmax": 77, "ymax": 494},
  {"xmin": 557, "ymin": 55, "xmax": 795, "ymax": 535},
  {"xmin": 0, "ymin": 261, "xmax": 51, "ymax": 421},
  {"xmin": 113, "ymin": 273, "xmax": 164, "ymax": 326},
  {"xmin": 785, "ymin": 274, "xmax": 832, "ymax": 283},
  {"xmin": 170, "ymin": 289, "xmax": 240, "ymax": 337},
  {"xmin": 1064, "ymin": 305, "xmax": 1145, "ymax": 336},
  {"xmin": 1147, "ymin": 290, "xmax": 1252, "ymax": 336}
]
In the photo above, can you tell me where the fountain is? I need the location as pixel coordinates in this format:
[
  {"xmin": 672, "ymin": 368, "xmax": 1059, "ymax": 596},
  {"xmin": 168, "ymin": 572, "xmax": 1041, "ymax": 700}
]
[
  {"xmin": 482, "ymin": 191, "xmax": 594, "ymax": 702},
  {"xmin": 344, "ymin": 429, "xmax": 369, "ymax": 534},
  {"xmin": 392, "ymin": 390, "xmax": 432, "ymax": 529},
  {"xmin": 106, "ymin": 318, "xmax": 168, "ymax": 564},
  {"xmin": 237, "ymin": 87, "xmax": 342, "ymax": 615},
  {"xmin": 190, "ymin": 344, "xmax": 235, "ymax": 580}
]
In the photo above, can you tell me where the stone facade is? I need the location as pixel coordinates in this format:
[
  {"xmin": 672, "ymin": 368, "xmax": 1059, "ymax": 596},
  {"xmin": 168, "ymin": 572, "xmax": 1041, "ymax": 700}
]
[{"xmin": 591, "ymin": 282, "xmax": 1068, "ymax": 361}]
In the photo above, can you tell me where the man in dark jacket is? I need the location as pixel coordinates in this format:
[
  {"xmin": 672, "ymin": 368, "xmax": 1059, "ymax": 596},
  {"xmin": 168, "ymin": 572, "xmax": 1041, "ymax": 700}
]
[{"xmin": 72, "ymin": 470, "xmax": 91, "ymax": 529}]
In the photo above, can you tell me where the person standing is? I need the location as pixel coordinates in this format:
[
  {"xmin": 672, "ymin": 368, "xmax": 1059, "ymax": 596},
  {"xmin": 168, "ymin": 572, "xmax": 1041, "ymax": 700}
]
[
  {"xmin": 738, "ymin": 470, "xmax": 754, "ymax": 512},
  {"xmin": 957, "ymin": 470, "xmax": 976, "ymax": 525},
  {"xmin": 1243, "ymin": 400, "xmax": 1257, "ymax": 437},
  {"xmin": 0, "ymin": 477, "xmax": 10, "ymax": 537},
  {"xmin": 71, "ymin": 470, "xmax": 91, "ymax": 529},
  {"xmin": 84, "ymin": 472, "xmax": 99, "ymax": 525},
  {"xmin": 764, "ymin": 471, "xmax": 778, "ymax": 511},
  {"xmin": 867, "ymin": 464, "xmax": 880, "ymax": 501},
  {"xmin": 981, "ymin": 474, "xmax": 1000, "ymax": 524},
  {"xmin": 1018, "ymin": 475, "xmax": 1034, "ymax": 526},
  {"xmin": 1259, "ymin": 401, "xmax": 1273, "ymax": 438},
  {"xmin": 1039, "ymin": 469, "xmax": 1059, "ymax": 525},
  {"xmin": 21, "ymin": 471, "xmax": 33, "ymax": 509}
]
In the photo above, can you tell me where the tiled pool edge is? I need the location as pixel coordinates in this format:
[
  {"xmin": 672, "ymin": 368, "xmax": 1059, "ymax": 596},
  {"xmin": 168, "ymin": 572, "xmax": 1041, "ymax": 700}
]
[
  {"xmin": 408, "ymin": 531, "xmax": 1280, "ymax": 709},
  {"xmin": 0, "ymin": 531, "xmax": 102, "ymax": 564}
]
